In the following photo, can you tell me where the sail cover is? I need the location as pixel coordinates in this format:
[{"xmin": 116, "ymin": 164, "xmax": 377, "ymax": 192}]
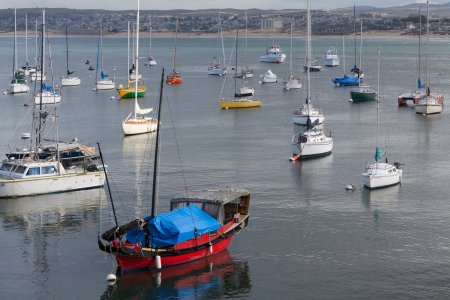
[{"xmin": 144, "ymin": 205, "xmax": 221, "ymax": 248}]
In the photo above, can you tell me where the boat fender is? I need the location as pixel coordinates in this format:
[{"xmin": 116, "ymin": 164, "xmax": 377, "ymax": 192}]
[
  {"xmin": 289, "ymin": 152, "xmax": 302, "ymax": 162},
  {"xmin": 209, "ymin": 242, "xmax": 213, "ymax": 254},
  {"xmin": 155, "ymin": 254, "xmax": 162, "ymax": 270},
  {"xmin": 106, "ymin": 273, "xmax": 116, "ymax": 284}
]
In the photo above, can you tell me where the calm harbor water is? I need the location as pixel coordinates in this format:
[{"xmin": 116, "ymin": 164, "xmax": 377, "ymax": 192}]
[{"xmin": 1, "ymin": 34, "xmax": 450, "ymax": 299}]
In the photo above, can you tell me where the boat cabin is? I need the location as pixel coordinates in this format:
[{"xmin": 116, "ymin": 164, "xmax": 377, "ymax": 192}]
[
  {"xmin": 170, "ymin": 188, "xmax": 250, "ymax": 225},
  {"xmin": 0, "ymin": 161, "xmax": 63, "ymax": 179}
]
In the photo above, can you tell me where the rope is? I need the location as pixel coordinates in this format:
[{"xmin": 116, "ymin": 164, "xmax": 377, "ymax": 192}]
[{"xmin": 219, "ymin": 35, "xmax": 237, "ymax": 100}]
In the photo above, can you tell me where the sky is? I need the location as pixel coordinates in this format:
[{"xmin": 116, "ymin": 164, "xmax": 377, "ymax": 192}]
[{"xmin": 0, "ymin": 1, "xmax": 445, "ymax": 10}]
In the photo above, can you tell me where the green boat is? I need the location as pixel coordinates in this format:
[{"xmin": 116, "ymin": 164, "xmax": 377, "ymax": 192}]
[{"xmin": 350, "ymin": 86, "xmax": 377, "ymax": 102}]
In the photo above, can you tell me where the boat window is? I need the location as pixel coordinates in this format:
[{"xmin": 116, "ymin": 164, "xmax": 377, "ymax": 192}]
[
  {"xmin": 41, "ymin": 166, "xmax": 56, "ymax": 175},
  {"xmin": 26, "ymin": 167, "xmax": 41, "ymax": 176},
  {"xmin": 12, "ymin": 165, "xmax": 27, "ymax": 174},
  {"xmin": 0, "ymin": 163, "xmax": 13, "ymax": 172},
  {"xmin": 202, "ymin": 203, "xmax": 220, "ymax": 219}
]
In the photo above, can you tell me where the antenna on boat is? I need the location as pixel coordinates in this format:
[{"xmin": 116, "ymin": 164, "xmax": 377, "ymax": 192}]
[
  {"xmin": 97, "ymin": 142, "xmax": 118, "ymax": 228},
  {"xmin": 151, "ymin": 68, "xmax": 165, "ymax": 218}
]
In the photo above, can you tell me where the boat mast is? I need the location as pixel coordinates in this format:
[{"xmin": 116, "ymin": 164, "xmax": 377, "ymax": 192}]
[
  {"xmin": 426, "ymin": 0, "xmax": 429, "ymax": 94},
  {"xmin": 134, "ymin": 0, "xmax": 140, "ymax": 119},
  {"xmin": 245, "ymin": 11, "xmax": 248, "ymax": 70},
  {"xmin": 25, "ymin": 14, "xmax": 28, "ymax": 67},
  {"xmin": 418, "ymin": 5, "xmax": 422, "ymax": 89},
  {"xmin": 306, "ymin": 0, "xmax": 311, "ymax": 108},
  {"xmin": 95, "ymin": 21, "xmax": 101, "ymax": 83},
  {"xmin": 151, "ymin": 68, "xmax": 165, "ymax": 218},
  {"xmin": 37, "ymin": 10, "xmax": 45, "ymax": 151},
  {"xmin": 234, "ymin": 29, "xmax": 238, "ymax": 96},
  {"xmin": 353, "ymin": 5, "xmax": 357, "ymax": 71},
  {"xmin": 219, "ymin": 11, "xmax": 225, "ymax": 66},
  {"xmin": 358, "ymin": 21, "xmax": 362, "ymax": 88},
  {"xmin": 173, "ymin": 18, "xmax": 178, "ymax": 72},
  {"xmin": 97, "ymin": 142, "xmax": 118, "ymax": 228},
  {"xmin": 342, "ymin": 34, "xmax": 345, "ymax": 74},
  {"xmin": 34, "ymin": 18, "xmax": 38, "ymax": 68},
  {"xmin": 127, "ymin": 21, "xmax": 130, "ymax": 81},
  {"xmin": 289, "ymin": 19, "xmax": 293, "ymax": 76},
  {"xmin": 12, "ymin": 9, "xmax": 16, "ymax": 83},
  {"xmin": 376, "ymin": 47, "xmax": 380, "ymax": 157},
  {"xmin": 149, "ymin": 13, "xmax": 152, "ymax": 57},
  {"xmin": 65, "ymin": 26, "xmax": 69, "ymax": 76}
]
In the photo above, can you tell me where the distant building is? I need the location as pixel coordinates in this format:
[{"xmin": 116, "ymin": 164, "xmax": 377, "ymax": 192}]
[{"xmin": 261, "ymin": 18, "xmax": 284, "ymax": 30}]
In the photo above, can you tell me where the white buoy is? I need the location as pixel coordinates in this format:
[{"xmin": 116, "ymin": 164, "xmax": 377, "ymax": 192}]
[
  {"xmin": 209, "ymin": 243, "xmax": 213, "ymax": 254},
  {"xmin": 345, "ymin": 184, "xmax": 355, "ymax": 191},
  {"xmin": 92, "ymin": 88, "xmax": 96, "ymax": 91},
  {"xmin": 155, "ymin": 255, "xmax": 162, "ymax": 270},
  {"xmin": 110, "ymin": 96, "xmax": 115, "ymax": 100},
  {"xmin": 106, "ymin": 273, "xmax": 116, "ymax": 283},
  {"xmin": 3, "ymin": 91, "xmax": 7, "ymax": 95},
  {"xmin": 348, "ymin": 99, "xmax": 353, "ymax": 102}
]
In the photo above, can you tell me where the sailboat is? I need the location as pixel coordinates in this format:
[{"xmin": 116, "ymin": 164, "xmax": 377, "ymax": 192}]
[
  {"xmin": 284, "ymin": 19, "xmax": 302, "ymax": 91},
  {"xmin": 208, "ymin": 12, "xmax": 227, "ymax": 76},
  {"xmin": 166, "ymin": 18, "xmax": 183, "ymax": 85},
  {"xmin": 6, "ymin": 9, "xmax": 30, "ymax": 95},
  {"xmin": 117, "ymin": 22, "xmax": 146, "ymax": 99},
  {"xmin": 99, "ymin": 64, "xmax": 251, "ymax": 272},
  {"xmin": 122, "ymin": 2, "xmax": 157, "ymax": 135},
  {"xmin": 95, "ymin": 20, "xmax": 115, "ymax": 90},
  {"xmin": 0, "ymin": 10, "xmax": 105, "ymax": 198},
  {"xmin": 414, "ymin": 0, "xmax": 444, "ymax": 115},
  {"xmin": 350, "ymin": 22, "xmax": 376, "ymax": 102},
  {"xmin": 220, "ymin": 30, "xmax": 261, "ymax": 109},
  {"xmin": 290, "ymin": 0, "xmax": 333, "ymax": 160},
  {"xmin": 332, "ymin": 34, "xmax": 359, "ymax": 86},
  {"xmin": 144, "ymin": 14, "xmax": 157, "ymax": 67},
  {"xmin": 350, "ymin": 5, "xmax": 364, "ymax": 79},
  {"xmin": 239, "ymin": 11, "xmax": 253, "ymax": 79},
  {"xmin": 362, "ymin": 48, "xmax": 402, "ymax": 189},
  {"xmin": 33, "ymin": 14, "xmax": 61, "ymax": 105},
  {"xmin": 61, "ymin": 27, "xmax": 81, "ymax": 86},
  {"xmin": 20, "ymin": 14, "xmax": 36, "ymax": 76}
]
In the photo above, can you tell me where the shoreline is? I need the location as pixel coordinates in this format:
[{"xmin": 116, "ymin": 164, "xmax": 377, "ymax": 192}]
[{"xmin": 0, "ymin": 30, "xmax": 447, "ymax": 39}]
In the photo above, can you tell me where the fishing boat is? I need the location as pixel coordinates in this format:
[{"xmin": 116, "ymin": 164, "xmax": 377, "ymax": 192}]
[
  {"xmin": 414, "ymin": 1, "xmax": 443, "ymax": 115},
  {"xmin": 98, "ymin": 61, "xmax": 250, "ymax": 271},
  {"xmin": 95, "ymin": 20, "xmax": 115, "ymax": 90},
  {"xmin": 324, "ymin": 46, "xmax": 339, "ymax": 67},
  {"xmin": 6, "ymin": 9, "xmax": 30, "ymax": 95},
  {"xmin": 61, "ymin": 27, "xmax": 81, "ymax": 86},
  {"xmin": 332, "ymin": 35, "xmax": 360, "ymax": 86},
  {"xmin": 220, "ymin": 30, "xmax": 261, "ymax": 108},
  {"xmin": 208, "ymin": 12, "xmax": 227, "ymax": 76},
  {"xmin": 117, "ymin": 22, "xmax": 146, "ymax": 99},
  {"xmin": 122, "ymin": 4, "xmax": 157, "ymax": 135},
  {"xmin": 290, "ymin": 0, "xmax": 332, "ymax": 161},
  {"xmin": 350, "ymin": 22, "xmax": 376, "ymax": 102},
  {"xmin": 0, "ymin": 10, "xmax": 104, "ymax": 198},
  {"xmin": 362, "ymin": 48, "xmax": 403, "ymax": 189},
  {"xmin": 259, "ymin": 43, "xmax": 286, "ymax": 63},
  {"xmin": 284, "ymin": 20, "xmax": 302, "ymax": 91},
  {"xmin": 166, "ymin": 18, "xmax": 183, "ymax": 85}
]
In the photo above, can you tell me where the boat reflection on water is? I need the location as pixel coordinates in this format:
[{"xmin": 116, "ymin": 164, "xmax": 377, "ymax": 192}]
[{"xmin": 101, "ymin": 250, "xmax": 251, "ymax": 299}]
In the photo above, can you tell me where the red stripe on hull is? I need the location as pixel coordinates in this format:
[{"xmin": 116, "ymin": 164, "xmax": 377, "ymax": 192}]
[{"xmin": 116, "ymin": 235, "xmax": 234, "ymax": 271}]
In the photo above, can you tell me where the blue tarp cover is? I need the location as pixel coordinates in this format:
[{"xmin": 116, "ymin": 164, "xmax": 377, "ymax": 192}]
[{"xmin": 144, "ymin": 205, "xmax": 221, "ymax": 248}]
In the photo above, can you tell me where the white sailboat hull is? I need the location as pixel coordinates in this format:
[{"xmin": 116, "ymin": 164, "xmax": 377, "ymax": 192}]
[
  {"xmin": 122, "ymin": 118, "xmax": 158, "ymax": 135},
  {"xmin": 96, "ymin": 80, "xmax": 115, "ymax": 90},
  {"xmin": 362, "ymin": 164, "xmax": 402, "ymax": 189},
  {"xmin": 291, "ymin": 139, "xmax": 333, "ymax": 157},
  {"xmin": 0, "ymin": 171, "xmax": 105, "ymax": 198},
  {"xmin": 61, "ymin": 77, "xmax": 81, "ymax": 86},
  {"xmin": 208, "ymin": 66, "xmax": 227, "ymax": 76},
  {"xmin": 414, "ymin": 97, "xmax": 443, "ymax": 114},
  {"xmin": 259, "ymin": 53, "xmax": 286, "ymax": 63},
  {"xmin": 34, "ymin": 92, "xmax": 61, "ymax": 104},
  {"xmin": 7, "ymin": 83, "xmax": 30, "ymax": 94},
  {"xmin": 292, "ymin": 114, "xmax": 324, "ymax": 125}
]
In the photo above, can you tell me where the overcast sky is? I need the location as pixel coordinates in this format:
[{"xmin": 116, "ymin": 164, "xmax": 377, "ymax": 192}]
[{"xmin": 0, "ymin": 1, "xmax": 445, "ymax": 10}]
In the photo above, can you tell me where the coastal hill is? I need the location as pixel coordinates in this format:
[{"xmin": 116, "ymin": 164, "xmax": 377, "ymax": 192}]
[{"xmin": 1, "ymin": 3, "xmax": 450, "ymax": 35}]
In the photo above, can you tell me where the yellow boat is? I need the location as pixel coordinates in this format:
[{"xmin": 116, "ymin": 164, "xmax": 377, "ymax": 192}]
[
  {"xmin": 117, "ymin": 80, "xmax": 147, "ymax": 99},
  {"xmin": 219, "ymin": 99, "xmax": 262, "ymax": 109}
]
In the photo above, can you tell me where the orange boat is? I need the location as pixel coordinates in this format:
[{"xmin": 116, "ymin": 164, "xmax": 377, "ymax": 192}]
[
  {"xmin": 166, "ymin": 70, "xmax": 183, "ymax": 85},
  {"xmin": 167, "ymin": 18, "xmax": 182, "ymax": 85}
]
